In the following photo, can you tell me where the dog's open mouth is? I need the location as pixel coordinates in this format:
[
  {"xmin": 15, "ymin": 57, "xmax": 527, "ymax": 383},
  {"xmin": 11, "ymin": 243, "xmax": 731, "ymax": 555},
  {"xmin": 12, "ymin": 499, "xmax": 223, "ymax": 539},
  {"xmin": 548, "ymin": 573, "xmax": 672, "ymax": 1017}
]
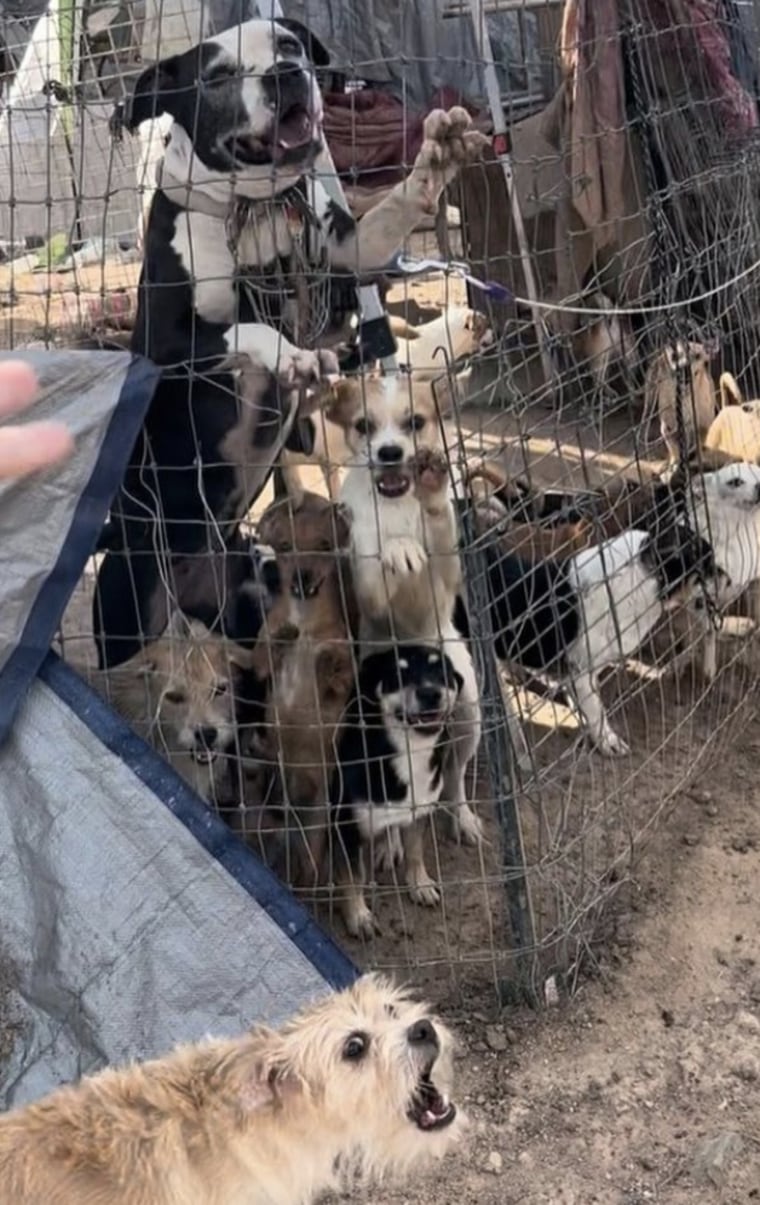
[
  {"xmin": 192, "ymin": 750, "xmax": 218, "ymax": 766},
  {"xmin": 375, "ymin": 470, "xmax": 412, "ymax": 499},
  {"xmin": 408, "ymin": 1071, "xmax": 457, "ymax": 1132},
  {"xmin": 224, "ymin": 105, "xmax": 316, "ymax": 166}
]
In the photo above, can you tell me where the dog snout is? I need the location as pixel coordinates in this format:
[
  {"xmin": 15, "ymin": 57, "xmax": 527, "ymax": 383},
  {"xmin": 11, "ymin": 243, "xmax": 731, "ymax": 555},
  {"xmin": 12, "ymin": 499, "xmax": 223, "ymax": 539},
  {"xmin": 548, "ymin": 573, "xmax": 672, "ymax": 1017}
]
[
  {"xmin": 416, "ymin": 686, "xmax": 442, "ymax": 712},
  {"xmin": 407, "ymin": 1018, "xmax": 439, "ymax": 1051},
  {"xmin": 194, "ymin": 725, "xmax": 219, "ymax": 750},
  {"xmin": 376, "ymin": 443, "xmax": 405, "ymax": 465}
]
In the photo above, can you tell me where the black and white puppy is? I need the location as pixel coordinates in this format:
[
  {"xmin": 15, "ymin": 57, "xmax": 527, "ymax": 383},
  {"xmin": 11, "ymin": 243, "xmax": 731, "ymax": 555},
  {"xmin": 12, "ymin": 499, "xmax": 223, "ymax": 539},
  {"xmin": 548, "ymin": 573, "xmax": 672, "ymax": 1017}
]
[
  {"xmin": 331, "ymin": 646, "xmax": 463, "ymax": 939},
  {"xmin": 486, "ymin": 524, "xmax": 725, "ymax": 756},
  {"xmin": 93, "ymin": 18, "xmax": 487, "ymax": 668}
]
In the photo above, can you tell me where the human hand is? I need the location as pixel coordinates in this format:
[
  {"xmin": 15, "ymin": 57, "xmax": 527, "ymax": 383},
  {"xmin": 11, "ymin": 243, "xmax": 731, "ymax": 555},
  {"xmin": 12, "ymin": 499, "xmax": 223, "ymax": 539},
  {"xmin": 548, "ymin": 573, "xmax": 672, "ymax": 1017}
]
[{"xmin": 0, "ymin": 361, "xmax": 74, "ymax": 481}]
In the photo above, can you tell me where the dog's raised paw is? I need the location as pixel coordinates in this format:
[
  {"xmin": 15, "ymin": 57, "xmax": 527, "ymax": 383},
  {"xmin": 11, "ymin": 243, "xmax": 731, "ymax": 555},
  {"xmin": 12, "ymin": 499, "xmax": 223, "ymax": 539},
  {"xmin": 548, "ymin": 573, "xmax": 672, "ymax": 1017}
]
[
  {"xmin": 382, "ymin": 537, "xmax": 428, "ymax": 576},
  {"xmin": 412, "ymin": 108, "xmax": 489, "ymax": 212},
  {"xmin": 281, "ymin": 347, "xmax": 339, "ymax": 389}
]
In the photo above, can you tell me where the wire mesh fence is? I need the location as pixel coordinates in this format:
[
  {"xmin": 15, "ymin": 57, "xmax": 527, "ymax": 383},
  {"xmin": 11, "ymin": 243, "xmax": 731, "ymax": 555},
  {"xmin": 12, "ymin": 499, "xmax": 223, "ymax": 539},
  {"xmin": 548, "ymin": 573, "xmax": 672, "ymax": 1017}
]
[{"xmin": 4, "ymin": 0, "xmax": 760, "ymax": 1009}]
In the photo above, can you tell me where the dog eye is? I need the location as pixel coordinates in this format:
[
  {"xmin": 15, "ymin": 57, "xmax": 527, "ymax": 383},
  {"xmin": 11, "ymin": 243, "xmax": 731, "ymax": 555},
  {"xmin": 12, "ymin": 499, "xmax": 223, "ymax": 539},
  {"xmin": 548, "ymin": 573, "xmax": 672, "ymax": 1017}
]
[
  {"xmin": 213, "ymin": 680, "xmax": 229, "ymax": 696},
  {"xmin": 164, "ymin": 689, "xmax": 186, "ymax": 704},
  {"xmin": 276, "ymin": 35, "xmax": 303, "ymax": 57},
  {"xmin": 202, "ymin": 65, "xmax": 236, "ymax": 87},
  {"xmin": 728, "ymin": 477, "xmax": 744, "ymax": 487},
  {"xmin": 406, "ymin": 414, "xmax": 426, "ymax": 432},
  {"xmin": 342, "ymin": 1032, "xmax": 369, "ymax": 1061},
  {"xmin": 355, "ymin": 417, "xmax": 375, "ymax": 437}
]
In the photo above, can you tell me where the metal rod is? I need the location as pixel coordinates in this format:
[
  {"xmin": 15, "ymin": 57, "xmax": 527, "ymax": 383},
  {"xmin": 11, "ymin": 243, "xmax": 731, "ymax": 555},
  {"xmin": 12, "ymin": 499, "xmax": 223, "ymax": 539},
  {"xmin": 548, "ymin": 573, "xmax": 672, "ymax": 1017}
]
[{"xmin": 467, "ymin": 0, "xmax": 555, "ymax": 391}]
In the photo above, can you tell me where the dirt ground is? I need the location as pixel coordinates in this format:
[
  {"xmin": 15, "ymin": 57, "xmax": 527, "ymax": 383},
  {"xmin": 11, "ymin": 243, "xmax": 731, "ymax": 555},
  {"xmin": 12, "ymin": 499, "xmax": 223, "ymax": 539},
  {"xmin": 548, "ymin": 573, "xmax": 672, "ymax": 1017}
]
[{"xmin": 344, "ymin": 742, "xmax": 760, "ymax": 1205}]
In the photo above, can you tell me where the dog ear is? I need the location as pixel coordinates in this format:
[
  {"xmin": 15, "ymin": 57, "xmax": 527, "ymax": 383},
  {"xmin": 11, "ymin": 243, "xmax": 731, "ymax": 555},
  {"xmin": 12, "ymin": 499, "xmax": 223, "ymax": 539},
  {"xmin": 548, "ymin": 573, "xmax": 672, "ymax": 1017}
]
[
  {"xmin": 276, "ymin": 18, "xmax": 331, "ymax": 68},
  {"xmin": 121, "ymin": 55, "xmax": 183, "ymax": 132},
  {"xmin": 163, "ymin": 609, "xmax": 193, "ymax": 641},
  {"xmin": 217, "ymin": 1035, "xmax": 304, "ymax": 1112},
  {"xmin": 323, "ymin": 378, "xmax": 362, "ymax": 429}
]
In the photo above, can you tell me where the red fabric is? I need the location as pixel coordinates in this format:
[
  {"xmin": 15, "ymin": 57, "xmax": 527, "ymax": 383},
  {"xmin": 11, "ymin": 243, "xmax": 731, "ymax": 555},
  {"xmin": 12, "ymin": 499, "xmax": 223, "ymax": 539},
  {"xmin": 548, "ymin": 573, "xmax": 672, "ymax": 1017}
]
[{"xmin": 322, "ymin": 86, "xmax": 483, "ymax": 188}]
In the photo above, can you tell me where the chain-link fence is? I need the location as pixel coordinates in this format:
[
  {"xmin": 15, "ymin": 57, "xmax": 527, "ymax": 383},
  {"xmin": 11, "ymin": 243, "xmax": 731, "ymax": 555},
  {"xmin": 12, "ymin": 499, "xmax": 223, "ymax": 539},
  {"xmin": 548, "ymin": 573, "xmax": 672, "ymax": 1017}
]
[{"xmin": 3, "ymin": 0, "xmax": 760, "ymax": 1011}]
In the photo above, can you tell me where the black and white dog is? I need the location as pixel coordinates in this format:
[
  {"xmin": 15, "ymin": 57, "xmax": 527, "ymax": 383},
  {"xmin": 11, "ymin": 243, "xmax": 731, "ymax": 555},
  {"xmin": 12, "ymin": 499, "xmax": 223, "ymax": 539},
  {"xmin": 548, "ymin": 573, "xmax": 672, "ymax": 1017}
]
[
  {"xmin": 93, "ymin": 18, "xmax": 487, "ymax": 667},
  {"xmin": 485, "ymin": 523, "xmax": 725, "ymax": 756},
  {"xmin": 331, "ymin": 645, "xmax": 463, "ymax": 939}
]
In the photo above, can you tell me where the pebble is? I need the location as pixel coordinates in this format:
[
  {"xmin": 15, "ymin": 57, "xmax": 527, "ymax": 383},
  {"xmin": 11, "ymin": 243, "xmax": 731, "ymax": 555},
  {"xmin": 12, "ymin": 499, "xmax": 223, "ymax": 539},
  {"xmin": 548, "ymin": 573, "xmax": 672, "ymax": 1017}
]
[
  {"xmin": 730, "ymin": 1056, "xmax": 760, "ymax": 1082},
  {"xmin": 485, "ymin": 1025, "xmax": 509, "ymax": 1052},
  {"xmin": 735, "ymin": 1010, "xmax": 760, "ymax": 1033},
  {"xmin": 486, "ymin": 1150, "xmax": 503, "ymax": 1174}
]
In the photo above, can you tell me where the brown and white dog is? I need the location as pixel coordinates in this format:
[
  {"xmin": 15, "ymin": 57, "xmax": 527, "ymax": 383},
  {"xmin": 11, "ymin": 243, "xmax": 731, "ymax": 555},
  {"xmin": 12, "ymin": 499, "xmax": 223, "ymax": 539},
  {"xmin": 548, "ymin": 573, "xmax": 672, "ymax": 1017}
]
[
  {"xmin": 328, "ymin": 374, "xmax": 483, "ymax": 846},
  {"xmin": 0, "ymin": 974, "xmax": 462, "ymax": 1205},
  {"xmin": 247, "ymin": 492, "xmax": 357, "ymax": 886}
]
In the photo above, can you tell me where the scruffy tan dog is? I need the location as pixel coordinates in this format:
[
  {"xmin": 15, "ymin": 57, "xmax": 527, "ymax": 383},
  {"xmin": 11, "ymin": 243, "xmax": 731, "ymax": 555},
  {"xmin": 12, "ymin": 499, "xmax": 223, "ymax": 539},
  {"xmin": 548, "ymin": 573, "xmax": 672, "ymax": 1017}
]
[
  {"xmin": 249, "ymin": 492, "xmax": 357, "ymax": 886},
  {"xmin": 85, "ymin": 611, "xmax": 251, "ymax": 804},
  {"xmin": 0, "ymin": 974, "xmax": 461, "ymax": 1205}
]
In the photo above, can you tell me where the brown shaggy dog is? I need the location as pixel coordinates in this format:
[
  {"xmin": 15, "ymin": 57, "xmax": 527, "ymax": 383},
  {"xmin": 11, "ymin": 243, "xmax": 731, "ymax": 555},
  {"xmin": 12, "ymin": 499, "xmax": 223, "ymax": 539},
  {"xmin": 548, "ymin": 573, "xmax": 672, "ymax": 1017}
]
[
  {"xmin": 83, "ymin": 611, "xmax": 251, "ymax": 804},
  {"xmin": 0, "ymin": 974, "xmax": 462, "ymax": 1205},
  {"xmin": 248, "ymin": 492, "xmax": 357, "ymax": 886}
]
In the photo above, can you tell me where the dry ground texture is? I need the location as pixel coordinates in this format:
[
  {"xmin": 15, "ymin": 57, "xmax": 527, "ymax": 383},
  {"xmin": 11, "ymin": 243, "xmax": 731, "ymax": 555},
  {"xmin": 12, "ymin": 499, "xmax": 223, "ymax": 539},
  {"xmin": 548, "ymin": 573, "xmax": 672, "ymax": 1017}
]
[{"xmin": 348, "ymin": 745, "xmax": 760, "ymax": 1205}]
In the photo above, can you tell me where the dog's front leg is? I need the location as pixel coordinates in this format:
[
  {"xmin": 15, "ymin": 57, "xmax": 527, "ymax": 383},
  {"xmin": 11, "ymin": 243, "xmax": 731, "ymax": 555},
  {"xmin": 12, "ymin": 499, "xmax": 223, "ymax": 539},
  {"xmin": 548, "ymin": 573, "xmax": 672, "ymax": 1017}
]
[
  {"xmin": 571, "ymin": 671, "xmax": 630, "ymax": 756},
  {"xmin": 224, "ymin": 326, "xmax": 338, "ymax": 393},
  {"xmin": 439, "ymin": 635, "xmax": 485, "ymax": 845},
  {"xmin": 402, "ymin": 821, "xmax": 440, "ymax": 907},
  {"xmin": 325, "ymin": 108, "xmax": 488, "ymax": 273}
]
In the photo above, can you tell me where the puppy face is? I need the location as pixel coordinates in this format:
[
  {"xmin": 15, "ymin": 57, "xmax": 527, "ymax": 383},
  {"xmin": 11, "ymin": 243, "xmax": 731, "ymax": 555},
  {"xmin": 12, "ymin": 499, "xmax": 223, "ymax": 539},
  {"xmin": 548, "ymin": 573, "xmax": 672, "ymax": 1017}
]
[
  {"xmin": 125, "ymin": 19, "xmax": 322, "ymax": 198},
  {"xmin": 362, "ymin": 647, "xmax": 462, "ymax": 737},
  {"xmin": 698, "ymin": 462, "xmax": 760, "ymax": 509},
  {"xmin": 124, "ymin": 614, "xmax": 247, "ymax": 764},
  {"xmin": 326, "ymin": 377, "xmax": 443, "ymax": 499},
  {"xmin": 247, "ymin": 975, "xmax": 460, "ymax": 1170}
]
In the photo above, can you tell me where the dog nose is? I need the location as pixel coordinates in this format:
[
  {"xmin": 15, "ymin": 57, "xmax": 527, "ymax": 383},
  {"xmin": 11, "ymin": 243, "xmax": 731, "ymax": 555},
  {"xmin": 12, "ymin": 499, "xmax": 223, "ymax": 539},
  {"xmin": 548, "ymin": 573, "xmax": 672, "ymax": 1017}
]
[
  {"xmin": 407, "ymin": 1019, "xmax": 439, "ymax": 1050},
  {"xmin": 195, "ymin": 725, "xmax": 218, "ymax": 749},
  {"xmin": 416, "ymin": 686, "xmax": 442, "ymax": 711},
  {"xmin": 376, "ymin": 444, "xmax": 404, "ymax": 464}
]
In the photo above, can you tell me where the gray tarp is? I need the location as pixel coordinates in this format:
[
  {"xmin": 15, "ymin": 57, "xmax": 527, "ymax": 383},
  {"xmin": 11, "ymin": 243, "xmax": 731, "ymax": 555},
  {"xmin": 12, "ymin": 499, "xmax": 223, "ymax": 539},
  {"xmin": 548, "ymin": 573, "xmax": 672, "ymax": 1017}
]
[{"xmin": 0, "ymin": 350, "xmax": 355, "ymax": 1109}]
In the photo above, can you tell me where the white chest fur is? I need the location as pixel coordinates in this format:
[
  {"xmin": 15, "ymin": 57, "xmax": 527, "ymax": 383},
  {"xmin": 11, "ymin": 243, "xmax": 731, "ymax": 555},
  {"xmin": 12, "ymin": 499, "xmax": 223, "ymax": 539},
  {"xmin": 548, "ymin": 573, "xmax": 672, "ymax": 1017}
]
[{"xmin": 353, "ymin": 730, "xmax": 442, "ymax": 840}]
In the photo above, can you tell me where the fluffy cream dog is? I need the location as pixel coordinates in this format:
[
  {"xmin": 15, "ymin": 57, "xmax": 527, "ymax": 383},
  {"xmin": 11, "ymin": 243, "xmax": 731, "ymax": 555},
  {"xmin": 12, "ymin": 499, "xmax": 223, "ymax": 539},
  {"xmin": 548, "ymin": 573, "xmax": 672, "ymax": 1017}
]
[{"xmin": 0, "ymin": 975, "xmax": 461, "ymax": 1205}]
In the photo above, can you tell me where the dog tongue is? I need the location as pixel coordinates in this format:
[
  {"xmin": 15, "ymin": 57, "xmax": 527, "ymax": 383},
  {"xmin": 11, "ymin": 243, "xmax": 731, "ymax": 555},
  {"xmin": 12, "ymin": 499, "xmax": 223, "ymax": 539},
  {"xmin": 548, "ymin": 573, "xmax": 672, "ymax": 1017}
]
[{"xmin": 276, "ymin": 108, "xmax": 313, "ymax": 149}]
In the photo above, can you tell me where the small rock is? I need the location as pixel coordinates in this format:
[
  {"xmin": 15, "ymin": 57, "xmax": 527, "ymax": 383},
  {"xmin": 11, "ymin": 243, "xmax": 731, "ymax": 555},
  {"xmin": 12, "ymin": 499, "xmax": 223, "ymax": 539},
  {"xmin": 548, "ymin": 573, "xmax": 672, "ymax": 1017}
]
[
  {"xmin": 682, "ymin": 833, "xmax": 699, "ymax": 846},
  {"xmin": 735, "ymin": 1010, "xmax": 760, "ymax": 1033},
  {"xmin": 486, "ymin": 1150, "xmax": 503, "ymax": 1174},
  {"xmin": 731, "ymin": 1056, "xmax": 759, "ymax": 1083},
  {"xmin": 692, "ymin": 1131, "xmax": 744, "ymax": 1187},
  {"xmin": 731, "ymin": 835, "xmax": 753, "ymax": 854},
  {"xmin": 687, "ymin": 787, "xmax": 712, "ymax": 804},
  {"xmin": 706, "ymin": 804, "xmax": 718, "ymax": 818},
  {"xmin": 661, "ymin": 1008, "xmax": 675, "ymax": 1028},
  {"xmin": 476, "ymin": 1094, "xmax": 486, "ymax": 1105},
  {"xmin": 485, "ymin": 1025, "xmax": 509, "ymax": 1052},
  {"xmin": 639, "ymin": 1154, "xmax": 656, "ymax": 1171}
]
